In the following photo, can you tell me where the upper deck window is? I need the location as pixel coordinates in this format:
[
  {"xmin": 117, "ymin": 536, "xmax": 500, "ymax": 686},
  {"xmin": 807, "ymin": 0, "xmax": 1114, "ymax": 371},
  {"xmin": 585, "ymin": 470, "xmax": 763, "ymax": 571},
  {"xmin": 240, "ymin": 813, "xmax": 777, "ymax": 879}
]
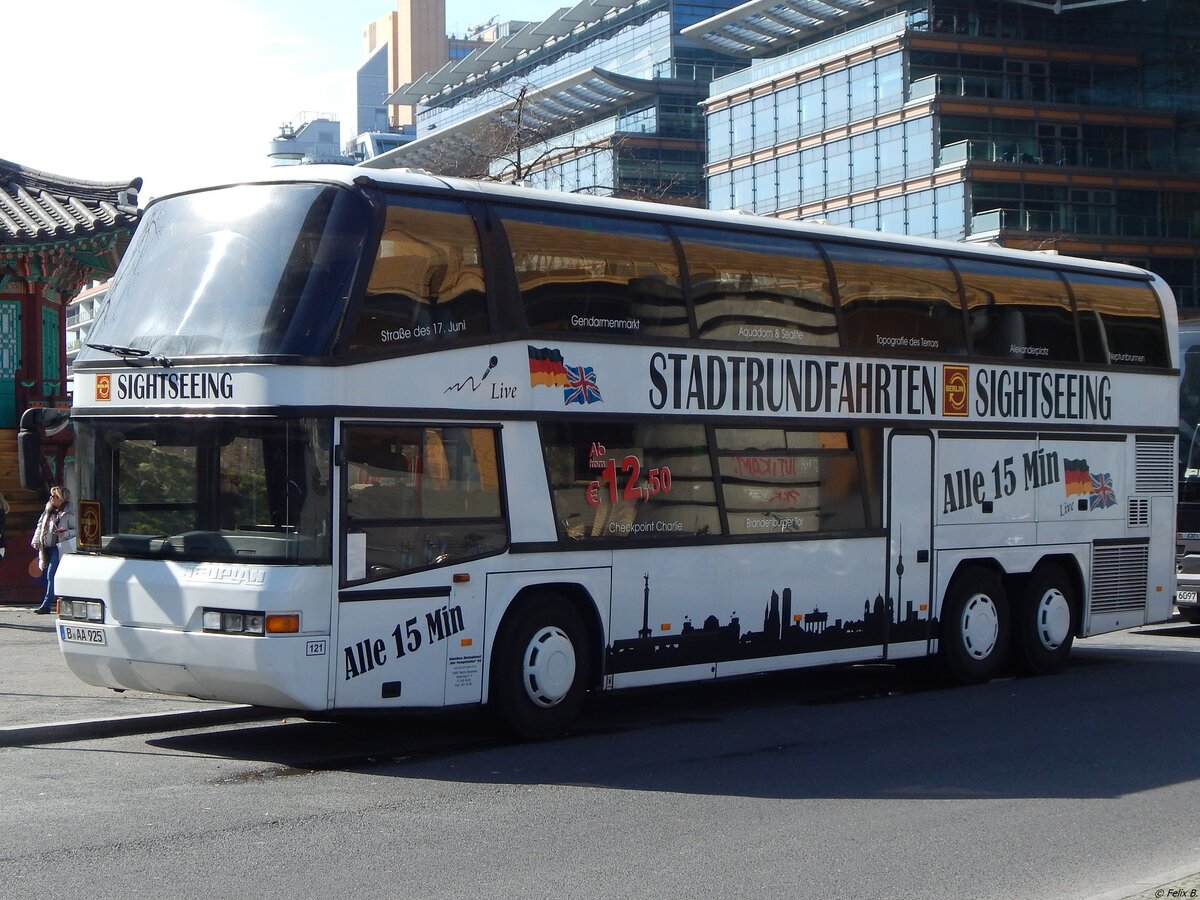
[
  {"xmin": 1069, "ymin": 272, "xmax": 1167, "ymax": 368},
  {"xmin": 499, "ymin": 206, "xmax": 686, "ymax": 339},
  {"xmin": 675, "ymin": 226, "xmax": 836, "ymax": 350},
  {"xmin": 824, "ymin": 244, "xmax": 966, "ymax": 356},
  {"xmin": 79, "ymin": 183, "xmax": 370, "ymax": 361},
  {"xmin": 346, "ymin": 196, "xmax": 487, "ymax": 355},
  {"xmin": 956, "ymin": 259, "xmax": 1079, "ymax": 363}
]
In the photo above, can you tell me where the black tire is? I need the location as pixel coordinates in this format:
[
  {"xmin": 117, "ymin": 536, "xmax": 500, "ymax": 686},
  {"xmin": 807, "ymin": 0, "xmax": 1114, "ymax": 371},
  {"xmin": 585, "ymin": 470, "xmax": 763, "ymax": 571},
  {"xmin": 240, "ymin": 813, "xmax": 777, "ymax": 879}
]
[
  {"xmin": 1011, "ymin": 564, "xmax": 1077, "ymax": 676},
  {"xmin": 489, "ymin": 596, "xmax": 591, "ymax": 740},
  {"xmin": 940, "ymin": 567, "xmax": 1010, "ymax": 684},
  {"xmin": 1180, "ymin": 608, "xmax": 1200, "ymax": 625}
]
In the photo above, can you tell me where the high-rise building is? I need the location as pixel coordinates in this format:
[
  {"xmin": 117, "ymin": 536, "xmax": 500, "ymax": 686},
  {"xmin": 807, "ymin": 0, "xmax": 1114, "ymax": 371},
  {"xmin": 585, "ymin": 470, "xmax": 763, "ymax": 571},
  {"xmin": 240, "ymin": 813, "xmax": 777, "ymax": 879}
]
[
  {"xmin": 361, "ymin": 0, "xmax": 749, "ymax": 205},
  {"xmin": 695, "ymin": 0, "xmax": 1200, "ymax": 309},
  {"xmin": 364, "ymin": 0, "xmax": 452, "ymax": 130},
  {"xmin": 349, "ymin": 2, "xmax": 520, "ymax": 162}
]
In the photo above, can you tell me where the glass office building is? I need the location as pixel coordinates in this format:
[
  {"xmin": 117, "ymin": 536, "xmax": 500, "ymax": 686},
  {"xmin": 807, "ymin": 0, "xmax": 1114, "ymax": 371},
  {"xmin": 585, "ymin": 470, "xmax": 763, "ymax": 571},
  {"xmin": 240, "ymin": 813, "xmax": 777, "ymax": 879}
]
[
  {"xmin": 696, "ymin": 0, "xmax": 1200, "ymax": 308},
  {"xmin": 364, "ymin": 0, "xmax": 746, "ymax": 204}
]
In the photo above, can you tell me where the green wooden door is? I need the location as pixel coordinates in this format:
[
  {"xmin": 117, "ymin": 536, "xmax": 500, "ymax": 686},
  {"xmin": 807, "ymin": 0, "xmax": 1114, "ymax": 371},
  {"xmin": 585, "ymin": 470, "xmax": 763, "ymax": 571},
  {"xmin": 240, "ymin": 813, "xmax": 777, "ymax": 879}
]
[
  {"xmin": 0, "ymin": 300, "xmax": 20, "ymax": 427},
  {"xmin": 41, "ymin": 304, "xmax": 61, "ymax": 400}
]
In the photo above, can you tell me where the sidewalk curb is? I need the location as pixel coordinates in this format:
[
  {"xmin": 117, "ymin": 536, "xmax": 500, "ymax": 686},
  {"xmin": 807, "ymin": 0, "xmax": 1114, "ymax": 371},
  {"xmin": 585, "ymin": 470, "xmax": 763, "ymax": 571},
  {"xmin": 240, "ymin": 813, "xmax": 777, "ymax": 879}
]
[
  {"xmin": 0, "ymin": 704, "xmax": 283, "ymax": 747},
  {"xmin": 1087, "ymin": 859, "xmax": 1200, "ymax": 900}
]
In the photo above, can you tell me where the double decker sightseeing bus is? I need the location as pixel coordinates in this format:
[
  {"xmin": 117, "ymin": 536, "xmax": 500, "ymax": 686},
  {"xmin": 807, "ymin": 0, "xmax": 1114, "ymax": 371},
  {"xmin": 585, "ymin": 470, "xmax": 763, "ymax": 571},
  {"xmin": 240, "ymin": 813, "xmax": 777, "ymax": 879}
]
[{"xmin": 38, "ymin": 166, "xmax": 1178, "ymax": 738}]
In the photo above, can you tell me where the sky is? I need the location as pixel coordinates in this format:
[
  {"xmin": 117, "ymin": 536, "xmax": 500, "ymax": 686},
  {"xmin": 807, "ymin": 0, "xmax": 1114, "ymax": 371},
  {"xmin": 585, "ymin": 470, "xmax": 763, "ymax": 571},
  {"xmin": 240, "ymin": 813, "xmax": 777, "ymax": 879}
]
[{"xmin": 7, "ymin": 0, "xmax": 566, "ymax": 203}]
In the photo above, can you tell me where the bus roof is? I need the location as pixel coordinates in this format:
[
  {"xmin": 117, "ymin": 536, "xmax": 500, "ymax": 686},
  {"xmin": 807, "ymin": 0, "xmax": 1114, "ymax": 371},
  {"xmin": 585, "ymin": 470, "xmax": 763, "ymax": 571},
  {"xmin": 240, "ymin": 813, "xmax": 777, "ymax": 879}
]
[{"xmin": 155, "ymin": 164, "xmax": 1157, "ymax": 283}]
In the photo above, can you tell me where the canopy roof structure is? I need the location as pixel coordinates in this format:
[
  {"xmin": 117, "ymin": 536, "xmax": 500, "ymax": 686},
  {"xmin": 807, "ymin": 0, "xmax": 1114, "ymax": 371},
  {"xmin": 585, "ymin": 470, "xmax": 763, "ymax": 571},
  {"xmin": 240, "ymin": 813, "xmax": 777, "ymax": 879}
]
[
  {"xmin": 682, "ymin": 0, "xmax": 1146, "ymax": 56},
  {"xmin": 681, "ymin": 0, "xmax": 883, "ymax": 57},
  {"xmin": 364, "ymin": 68, "xmax": 702, "ymax": 172},
  {"xmin": 386, "ymin": 0, "xmax": 634, "ymax": 106}
]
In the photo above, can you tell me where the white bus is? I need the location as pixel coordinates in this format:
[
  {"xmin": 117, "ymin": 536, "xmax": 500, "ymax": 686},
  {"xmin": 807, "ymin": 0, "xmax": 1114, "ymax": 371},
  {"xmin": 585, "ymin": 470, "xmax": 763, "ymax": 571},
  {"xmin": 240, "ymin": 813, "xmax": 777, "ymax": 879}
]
[{"xmin": 40, "ymin": 167, "xmax": 1178, "ymax": 738}]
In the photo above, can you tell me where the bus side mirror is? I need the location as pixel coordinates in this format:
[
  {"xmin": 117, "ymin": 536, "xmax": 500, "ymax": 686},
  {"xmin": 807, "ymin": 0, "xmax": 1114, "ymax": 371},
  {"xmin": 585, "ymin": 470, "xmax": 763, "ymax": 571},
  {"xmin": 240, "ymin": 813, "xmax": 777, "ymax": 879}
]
[
  {"xmin": 18, "ymin": 428, "xmax": 44, "ymax": 491},
  {"xmin": 18, "ymin": 407, "xmax": 71, "ymax": 491}
]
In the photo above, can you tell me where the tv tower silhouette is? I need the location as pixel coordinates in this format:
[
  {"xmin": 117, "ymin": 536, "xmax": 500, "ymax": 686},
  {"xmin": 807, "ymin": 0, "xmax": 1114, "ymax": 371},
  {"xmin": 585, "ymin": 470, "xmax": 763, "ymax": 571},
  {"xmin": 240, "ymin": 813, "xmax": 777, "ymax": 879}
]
[{"xmin": 638, "ymin": 573, "xmax": 652, "ymax": 639}]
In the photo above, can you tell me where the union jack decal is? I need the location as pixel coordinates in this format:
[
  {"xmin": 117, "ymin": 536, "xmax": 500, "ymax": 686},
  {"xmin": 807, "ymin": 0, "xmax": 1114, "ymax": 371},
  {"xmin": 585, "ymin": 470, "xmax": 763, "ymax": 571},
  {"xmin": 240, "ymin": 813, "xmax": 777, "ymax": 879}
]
[
  {"xmin": 564, "ymin": 365, "xmax": 602, "ymax": 405},
  {"xmin": 1089, "ymin": 472, "xmax": 1116, "ymax": 510}
]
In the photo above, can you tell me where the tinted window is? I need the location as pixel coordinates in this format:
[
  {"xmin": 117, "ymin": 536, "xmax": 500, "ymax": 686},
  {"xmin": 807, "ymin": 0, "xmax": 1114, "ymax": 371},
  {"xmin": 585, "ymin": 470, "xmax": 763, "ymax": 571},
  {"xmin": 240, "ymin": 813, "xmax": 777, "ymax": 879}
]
[
  {"xmin": 824, "ymin": 244, "xmax": 966, "ymax": 355},
  {"xmin": 957, "ymin": 259, "xmax": 1078, "ymax": 362},
  {"xmin": 500, "ymin": 208, "xmax": 686, "ymax": 338},
  {"xmin": 715, "ymin": 428, "xmax": 874, "ymax": 535},
  {"xmin": 347, "ymin": 196, "xmax": 487, "ymax": 355},
  {"xmin": 1069, "ymin": 273, "xmax": 1167, "ymax": 367},
  {"xmin": 81, "ymin": 184, "xmax": 369, "ymax": 359},
  {"xmin": 1180, "ymin": 326, "xmax": 1200, "ymax": 467},
  {"xmin": 343, "ymin": 425, "xmax": 505, "ymax": 582},
  {"xmin": 676, "ymin": 226, "xmax": 836, "ymax": 349},
  {"xmin": 541, "ymin": 421, "xmax": 719, "ymax": 541},
  {"xmin": 75, "ymin": 417, "xmax": 331, "ymax": 564}
]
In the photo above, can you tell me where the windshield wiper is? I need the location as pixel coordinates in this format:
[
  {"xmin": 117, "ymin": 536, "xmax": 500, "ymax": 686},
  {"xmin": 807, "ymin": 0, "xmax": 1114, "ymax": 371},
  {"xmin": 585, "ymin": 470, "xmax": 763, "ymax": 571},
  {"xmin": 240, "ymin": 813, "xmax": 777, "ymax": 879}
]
[
  {"xmin": 87, "ymin": 341, "xmax": 148, "ymax": 358},
  {"xmin": 86, "ymin": 342, "xmax": 173, "ymax": 367}
]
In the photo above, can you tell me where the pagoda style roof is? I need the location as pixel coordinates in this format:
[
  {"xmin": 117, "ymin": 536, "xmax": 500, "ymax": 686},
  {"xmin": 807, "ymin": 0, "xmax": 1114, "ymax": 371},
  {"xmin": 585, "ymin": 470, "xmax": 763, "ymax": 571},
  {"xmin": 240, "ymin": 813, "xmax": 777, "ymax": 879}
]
[{"xmin": 0, "ymin": 158, "xmax": 140, "ymax": 247}]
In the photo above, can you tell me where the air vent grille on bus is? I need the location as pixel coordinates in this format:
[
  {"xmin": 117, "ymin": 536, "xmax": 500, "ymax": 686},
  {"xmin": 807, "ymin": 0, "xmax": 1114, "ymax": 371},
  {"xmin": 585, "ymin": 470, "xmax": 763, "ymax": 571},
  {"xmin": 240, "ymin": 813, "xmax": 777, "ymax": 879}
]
[
  {"xmin": 1126, "ymin": 497, "xmax": 1150, "ymax": 527},
  {"xmin": 1134, "ymin": 437, "xmax": 1174, "ymax": 493},
  {"xmin": 1090, "ymin": 543, "xmax": 1149, "ymax": 614}
]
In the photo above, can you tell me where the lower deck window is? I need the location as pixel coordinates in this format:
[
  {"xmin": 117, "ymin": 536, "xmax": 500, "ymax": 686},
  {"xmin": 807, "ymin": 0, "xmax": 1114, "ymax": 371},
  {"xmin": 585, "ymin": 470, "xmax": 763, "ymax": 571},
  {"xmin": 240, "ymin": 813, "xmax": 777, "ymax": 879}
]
[
  {"xmin": 542, "ymin": 421, "xmax": 720, "ymax": 541},
  {"xmin": 342, "ymin": 425, "xmax": 506, "ymax": 581},
  {"xmin": 715, "ymin": 427, "xmax": 876, "ymax": 534},
  {"xmin": 74, "ymin": 416, "xmax": 332, "ymax": 564},
  {"xmin": 541, "ymin": 421, "xmax": 881, "ymax": 543}
]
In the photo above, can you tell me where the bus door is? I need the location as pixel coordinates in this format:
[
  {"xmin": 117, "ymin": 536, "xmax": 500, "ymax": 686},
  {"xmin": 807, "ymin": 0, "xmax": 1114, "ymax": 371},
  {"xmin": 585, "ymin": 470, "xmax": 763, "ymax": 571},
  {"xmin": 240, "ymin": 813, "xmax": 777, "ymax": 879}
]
[
  {"xmin": 333, "ymin": 421, "xmax": 505, "ymax": 709},
  {"xmin": 885, "ymin": 431, "xmax": 935, "ymax": 658},
  {"xmin": 335, "ymin": 585, "xmax": 479, "ymax": 710}
]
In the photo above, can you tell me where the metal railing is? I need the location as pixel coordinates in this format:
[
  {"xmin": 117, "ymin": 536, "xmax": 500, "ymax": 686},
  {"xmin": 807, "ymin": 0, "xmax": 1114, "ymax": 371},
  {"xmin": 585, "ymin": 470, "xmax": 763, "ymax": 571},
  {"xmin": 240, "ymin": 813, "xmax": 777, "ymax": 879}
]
[
  {"xmin": 970, "ymin": 207, "xmax": 1200, "ymax": 240},
  {"xmin": 938, "ymin": 139, "xmax": 1193, "ymax": 176},
  {"xmin": 908, "ymin": 72, "xmax": 1145, "ymax": 110}
]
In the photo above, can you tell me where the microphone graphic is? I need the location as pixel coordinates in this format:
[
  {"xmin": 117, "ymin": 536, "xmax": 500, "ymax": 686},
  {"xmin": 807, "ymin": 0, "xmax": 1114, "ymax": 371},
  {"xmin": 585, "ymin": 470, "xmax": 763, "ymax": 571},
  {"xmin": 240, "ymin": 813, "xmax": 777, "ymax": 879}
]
[{"xmin": 445, "ymin": 356, "xmax": 500, "ymax": 393}]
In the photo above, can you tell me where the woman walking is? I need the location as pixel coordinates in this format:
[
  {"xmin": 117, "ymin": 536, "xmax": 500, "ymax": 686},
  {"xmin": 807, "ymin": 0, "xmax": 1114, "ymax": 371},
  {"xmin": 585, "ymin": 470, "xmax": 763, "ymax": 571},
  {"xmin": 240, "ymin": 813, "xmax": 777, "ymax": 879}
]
[{"xmin": 32, "ymin": 486, "xmax": 75, "ymax": 615}]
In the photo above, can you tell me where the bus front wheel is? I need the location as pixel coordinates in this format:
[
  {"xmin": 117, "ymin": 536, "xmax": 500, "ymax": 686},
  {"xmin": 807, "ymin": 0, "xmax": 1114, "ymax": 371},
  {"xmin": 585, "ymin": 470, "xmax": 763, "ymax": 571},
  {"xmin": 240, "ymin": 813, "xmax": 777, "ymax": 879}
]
[
  {"xmin": 941, "ymin": 568, "xmax": 1009, "ymax": 684},
  {"xmin": 1011, "ymin": 565, "xmax": 1076, "ymax": 676},
  {"xmin": 490, "ymin": 596, "xmax": 591, "ymax": 740}
]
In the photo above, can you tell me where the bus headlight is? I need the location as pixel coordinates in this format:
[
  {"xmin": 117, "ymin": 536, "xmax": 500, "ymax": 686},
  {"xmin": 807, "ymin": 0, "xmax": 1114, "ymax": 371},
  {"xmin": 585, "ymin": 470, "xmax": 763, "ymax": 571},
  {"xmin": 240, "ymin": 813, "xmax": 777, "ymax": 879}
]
[
  {"xmin": 202, "ymin": 609, "xmax": 299, "ymax": 635},
  {"xmin": 202, "ymin": 608, "xmax": 266, "ymax": 635},
  {"xmin": 59, "ymin": 598, "xmax": 104, "ymax": 622}
]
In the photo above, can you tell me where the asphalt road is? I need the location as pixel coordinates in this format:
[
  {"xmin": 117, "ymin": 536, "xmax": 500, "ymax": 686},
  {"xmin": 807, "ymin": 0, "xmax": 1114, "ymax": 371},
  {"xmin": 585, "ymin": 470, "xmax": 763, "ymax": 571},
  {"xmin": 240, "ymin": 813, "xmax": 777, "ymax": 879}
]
[{"xmin": 2, "ymin": 623, "xmax": 1200, "ymax": 900}]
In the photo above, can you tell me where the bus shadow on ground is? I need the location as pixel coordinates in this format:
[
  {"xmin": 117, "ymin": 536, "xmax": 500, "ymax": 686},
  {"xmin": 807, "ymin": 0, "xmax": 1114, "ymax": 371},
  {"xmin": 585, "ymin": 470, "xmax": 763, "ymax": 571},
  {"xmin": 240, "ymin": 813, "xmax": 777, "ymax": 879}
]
[
  {"xmin": 150, "ymin": 640, "xmax": 1200, "ymax": 801},
  {"xmin": 1137, "ymin": 621, "xmax": 1200, "ymax": 639}
]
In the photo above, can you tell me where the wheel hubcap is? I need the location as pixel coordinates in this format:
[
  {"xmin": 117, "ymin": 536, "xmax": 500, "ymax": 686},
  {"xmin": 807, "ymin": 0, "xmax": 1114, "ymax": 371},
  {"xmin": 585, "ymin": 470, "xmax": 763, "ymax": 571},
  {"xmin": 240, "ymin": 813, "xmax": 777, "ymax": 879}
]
[
  {"xmin": 521, "ymin": 626, "xmax": 577, "ymax": 708},
  {"xmin": 961, "ymin": 593, "xmax": 1000, "ymax": 660},
  {"xmin": 1035, "ymin": 588, "xmax": 1071, "ymax": 651}
]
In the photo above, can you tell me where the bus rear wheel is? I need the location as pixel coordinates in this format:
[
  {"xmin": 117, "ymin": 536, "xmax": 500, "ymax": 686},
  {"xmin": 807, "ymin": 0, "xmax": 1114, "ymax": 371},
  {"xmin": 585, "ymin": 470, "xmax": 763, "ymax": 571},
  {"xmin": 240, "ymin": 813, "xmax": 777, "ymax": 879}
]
[
  {"xmin": 941, "ymin": 568, "xmax": 1009, "ymax": 684},
  {"xmin": 1011, "ymin": 565, "xmax": 1076, "ymax": 676},
  {"xmin": 490, "ymin": 596, "xmax": 591, "ymax": 741}
]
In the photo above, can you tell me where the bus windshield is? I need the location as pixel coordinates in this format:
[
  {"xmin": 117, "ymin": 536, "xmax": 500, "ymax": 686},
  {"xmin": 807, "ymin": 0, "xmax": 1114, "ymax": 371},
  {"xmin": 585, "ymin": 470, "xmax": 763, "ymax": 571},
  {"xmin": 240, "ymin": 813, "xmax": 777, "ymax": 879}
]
[
  {"xmin": 1181, "ymin": 323, "xmax": 1200, "ymax": 512},
  {"xmin": 74, "ymin": 417, "xmax": 332, "ymax": 564},
  {"xmin": 78, "ymin": 183, "xmax": 371, "ymax": 360}
]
